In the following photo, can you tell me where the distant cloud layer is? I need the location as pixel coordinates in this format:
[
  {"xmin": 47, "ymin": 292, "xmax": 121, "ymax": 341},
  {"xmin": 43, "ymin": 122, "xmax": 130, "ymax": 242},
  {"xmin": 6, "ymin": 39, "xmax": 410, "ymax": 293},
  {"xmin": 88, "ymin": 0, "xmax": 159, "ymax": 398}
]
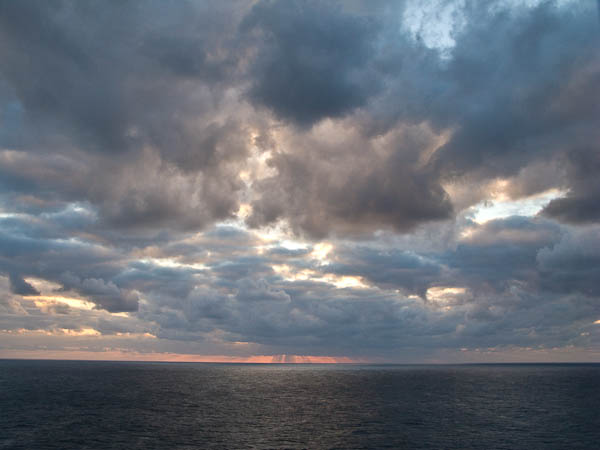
[{"xmin": 0, "ymin": 0, "xmax": 599, "ymax": 362}]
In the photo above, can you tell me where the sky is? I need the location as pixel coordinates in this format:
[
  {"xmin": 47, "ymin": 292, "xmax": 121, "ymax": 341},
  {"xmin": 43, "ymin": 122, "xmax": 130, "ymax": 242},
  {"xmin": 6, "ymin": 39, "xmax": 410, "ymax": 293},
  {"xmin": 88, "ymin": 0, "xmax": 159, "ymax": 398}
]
[{"xmin": 0, "ymin": 0, "xmax": 599, "ymax": 363}]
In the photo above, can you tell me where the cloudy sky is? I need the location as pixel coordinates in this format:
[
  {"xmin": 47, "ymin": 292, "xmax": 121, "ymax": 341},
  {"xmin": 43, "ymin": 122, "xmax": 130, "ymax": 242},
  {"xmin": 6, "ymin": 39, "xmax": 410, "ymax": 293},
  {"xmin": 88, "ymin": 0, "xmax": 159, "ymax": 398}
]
[{"xmin": 1, "ymin": 0, "xmax": 599, "ymax": 363}]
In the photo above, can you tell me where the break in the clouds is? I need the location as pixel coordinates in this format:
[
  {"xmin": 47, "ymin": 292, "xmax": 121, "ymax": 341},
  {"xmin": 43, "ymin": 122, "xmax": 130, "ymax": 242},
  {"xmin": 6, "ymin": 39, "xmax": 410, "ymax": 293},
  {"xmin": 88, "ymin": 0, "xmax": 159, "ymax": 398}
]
[{"xmin": 0, "ymin": 0, "xmax": 599, "ymax": 363}]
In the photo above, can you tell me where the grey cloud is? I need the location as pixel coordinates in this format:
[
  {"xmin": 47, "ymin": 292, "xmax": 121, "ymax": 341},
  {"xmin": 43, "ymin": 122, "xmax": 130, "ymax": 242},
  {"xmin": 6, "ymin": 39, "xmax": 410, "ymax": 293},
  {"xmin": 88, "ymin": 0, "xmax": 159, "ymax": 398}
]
[
  {"xmin": 326, "ymin": 246, "xmax": 442, "ymax": 297},
  {"xmin": 248, "ymin": 126, "xmax": 453, "ymax": 237},
  {"xmin": 2, "ymin": 0, "xmax": 598, "ymax": 241},
  {"xmin": 0, "ymin": 0, "xmax": 244, "ymax": 156},
  {"xmin": 0, "ymin": 0, "xmax": 251, "ymax": 232},
  {"xmin": 58, "ymin": 273, "xmax": 139, "ymax": 313},
  {"xmin": 1, "ymin": 0, "xmax": 599, "ymax": 360},
  {"xmin": 141, "ymin": 270, "xmax": 596, "ymax": 356},
  {"xmin": 241, "ymin": 0, "xmax": 380, "ymax": 127},
  {"xmin": 265, "ymin": 246, "xmax": 312, "ymax": 258},
  {"xmin": 0, "ymin": 215, "xmax": 137, "ymax": 312},
  {"xmin": 8, "ymin": 273, "xmax": 39, "ymax": 296},
  {"xmin": 246, "ymin": 0, "xmax": 600, "ymax": 237},
  {"xmin": 439, "ymin": 216, "xmax": 562, "ymax": 293},
  {"xmin": 132, "ymin": 218, "xmax": 599, "ymax": 355},
  {"xmin": 0, "ymin": 148, "xmax": 244, "ymax": 232},
  {"xmin": 116, "ymin": 261, "xmax": 202, "ymax": 301},
  {"xmin": 356, "ymin": 0, "xmax": 599, "ymax": 219},
  {"xmin": 423, "ymin": 1, "xmax": 600, "ymax": 202},
  {"xmin": 210, "ymin": 256, "xmax": 275, "ymax": 282},
  {"xmin": 2, "ymin": 208, "xmax": 599, "ymax": 357},
  {"xmin": 236, "ymin": 278, "xmax": 291, "ymax": 303},
  {"xmin": 537, "ymin": 227, "xmax": 600, "ymax": 297},
  {"xmin": 542, "ymin": 148, "xmax": 600, "ymax": 224},
  {"xmin": 543, "ymin": 195, "xmax": 600, "ymax": 224},
  {"xmin": 0, "ymin": 0, "xmax": 133, "ymax": 152}
]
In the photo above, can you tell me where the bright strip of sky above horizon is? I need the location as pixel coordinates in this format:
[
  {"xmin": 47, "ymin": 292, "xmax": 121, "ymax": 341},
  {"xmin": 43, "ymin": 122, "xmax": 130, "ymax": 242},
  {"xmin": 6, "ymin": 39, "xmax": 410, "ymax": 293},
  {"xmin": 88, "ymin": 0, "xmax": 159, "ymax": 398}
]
[{"xmin": 0, "ymin": 0, "xmax": 599, "ymax": 363}]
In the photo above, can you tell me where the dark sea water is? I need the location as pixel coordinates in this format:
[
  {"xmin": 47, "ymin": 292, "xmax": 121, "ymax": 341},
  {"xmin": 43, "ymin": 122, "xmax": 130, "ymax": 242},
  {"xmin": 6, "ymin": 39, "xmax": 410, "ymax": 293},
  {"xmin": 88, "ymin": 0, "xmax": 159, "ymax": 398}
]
[{"xmin": 1, "ymin": 361, "xmax": 599, "ymax": 449}]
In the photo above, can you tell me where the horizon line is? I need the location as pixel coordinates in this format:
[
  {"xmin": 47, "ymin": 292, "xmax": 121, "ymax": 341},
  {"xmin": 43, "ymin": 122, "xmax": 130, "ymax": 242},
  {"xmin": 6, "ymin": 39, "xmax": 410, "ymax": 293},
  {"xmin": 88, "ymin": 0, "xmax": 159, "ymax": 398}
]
[{"xmin": 2, "ymin": 357, "xmax": 599, "ymax": 365}]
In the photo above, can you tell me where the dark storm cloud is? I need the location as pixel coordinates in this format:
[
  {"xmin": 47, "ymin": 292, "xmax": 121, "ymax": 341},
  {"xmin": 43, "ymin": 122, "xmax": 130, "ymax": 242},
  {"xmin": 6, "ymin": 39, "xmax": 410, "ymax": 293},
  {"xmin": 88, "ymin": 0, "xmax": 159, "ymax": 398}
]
[
  {"xmin": 210, "ymin": 256, "xmax": 275, "ymax": 282},
  {"xmin": 0, "ymin": 213, "xmax": 139, "ymax": 312},
  {"xmin": 58, "ymin": 273, "xmax": 140, "ymax": 313},
  {"xmin": 412, "ymin": 1, "xmax": 600, "ymax": 233},
  {"xmin": 429, "ymin": 2, "xmax": 599, "ymax": 174},
  {"xmin": 326, "ymin": 246, "xmax": 442, "ymax": 297},
  {"xmin": 438, "ymin": 217, "xmax": 562, "ymax": 293},
  {"xmin": 407, "ymin": 1, "xmax": 598, "ymax": 210},
  {"xmin": 542, "ymin": 148, "xmax": 600, "ymax": 224},
  {"xmin": 244, "ymin": 0, "xmax": 599, "ymax": 237},
  {"xmin": 139, "ymin": 270, "xmax": 595, "ymax": 356},
  {"xmin": 537, "ymin": 227, "xmax": 600, "ymax": 297},
  {"xmin": 0, "ymin": 0, "xmax": 135, "ymax": 152},
  {"xmin": 0, "ymin": 0, "xmax": 251, "ymax": 231},
  {"xmin": 116, "ymin": 261, "xmax": 202, "ymax": 300},
  {"xmin": 317, "ymin": 215, "xmax": 597, "ymax": 304},
  {"xmin": 0, "ymin": 147, "xmax": 243, "ymax": 232},
  {"xmin": 357, "ymin": 0, "xmax": 600, "ymax": 183},
  {"xmin": 247, "ymin": 125, "xmax": 453, "ymax": 237},
  {"xmin": 125, "ymin": 217, "xmax": 597, "ymax": 355},
  {"xmin": 1, "ymin": 0, "xmax": 600, "ymax": 359},
  {"xmin": 8, "ymin": 273, "xmax": 39, "ymax": 296},
  {"xmin": 2, "ymin": 0, "xmax": 598, "ymax": 238},
  {"xmin": 2, "ymin": 208, "xmax": 599, "ymax": 356},
  {"xmin": 241, "ymin": 0, "xmax": 380, "ymax": 127},
  {"xmin": 0, "ymin": 0, "xmax": 243, "ymax": 154}
]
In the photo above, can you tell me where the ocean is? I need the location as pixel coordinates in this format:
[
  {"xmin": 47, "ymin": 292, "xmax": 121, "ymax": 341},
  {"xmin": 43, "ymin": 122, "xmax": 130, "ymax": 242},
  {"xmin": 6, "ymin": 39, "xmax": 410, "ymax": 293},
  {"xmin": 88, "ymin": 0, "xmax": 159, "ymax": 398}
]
[{"xmin": 1, "ymin": 360, "xmax": 599, "ymax": 449}]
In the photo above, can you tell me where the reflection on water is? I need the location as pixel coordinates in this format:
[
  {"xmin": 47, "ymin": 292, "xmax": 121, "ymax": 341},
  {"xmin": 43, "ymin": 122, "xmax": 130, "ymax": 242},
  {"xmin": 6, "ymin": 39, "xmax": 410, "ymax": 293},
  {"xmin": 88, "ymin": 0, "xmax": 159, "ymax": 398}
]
[{"xmin": 1, "ymin": 361, "xmax": 599, "ymax": 449}]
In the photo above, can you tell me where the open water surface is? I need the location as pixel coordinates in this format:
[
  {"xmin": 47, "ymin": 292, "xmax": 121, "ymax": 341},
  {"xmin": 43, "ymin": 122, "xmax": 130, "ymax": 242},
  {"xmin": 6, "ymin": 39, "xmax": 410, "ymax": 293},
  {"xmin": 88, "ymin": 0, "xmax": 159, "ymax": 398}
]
[{"xmin": 1, "ymin": 360, "xmax": 599, "ymax": 449}]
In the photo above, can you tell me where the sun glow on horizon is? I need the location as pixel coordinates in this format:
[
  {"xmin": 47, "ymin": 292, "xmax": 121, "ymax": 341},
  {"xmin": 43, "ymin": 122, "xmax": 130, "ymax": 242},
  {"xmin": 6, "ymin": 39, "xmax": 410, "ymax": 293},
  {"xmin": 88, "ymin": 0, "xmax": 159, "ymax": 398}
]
[{"xmin": 0, "ymin": 348, "xmax": 364, "ymax": 364}]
